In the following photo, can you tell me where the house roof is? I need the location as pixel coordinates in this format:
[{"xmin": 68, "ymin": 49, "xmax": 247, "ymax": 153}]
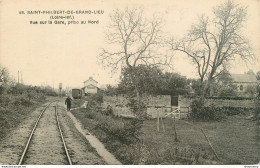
[
  {"xmin": 230, "ymin": 74, "xmax": 258, "ymax": 83},
  {"xmin": 83, "ymin": 77, "xmax": 98, "ymax": 83}
]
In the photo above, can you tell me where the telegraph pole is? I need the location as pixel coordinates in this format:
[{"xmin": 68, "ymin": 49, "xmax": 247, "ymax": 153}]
[
  {"xmin": 21, "ymin": 71, "xmax": 23, "ymax": 84},
  {"xmin": 59, "ymin": 83, "xmax": 62, "ymax": 97},
  {"xmin": 18, "ymin": 71, "xmax": 20, "ymax": 84}
]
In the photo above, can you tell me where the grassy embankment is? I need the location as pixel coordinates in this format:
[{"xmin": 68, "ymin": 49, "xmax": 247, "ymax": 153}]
[
  {"xmin": 0, "ymin": 94, "xmax": 47, "ymax": 140},
  {"xmin": 71, "ymin": 98, "xmax": 259, "ymax": 165},
  {"xmin": 71, "ymin": 99, "xmax": 86, "ymax": 108},
  {"xmin": 0, "ymin": 84, "xmax": 58, "ymax": 140}
]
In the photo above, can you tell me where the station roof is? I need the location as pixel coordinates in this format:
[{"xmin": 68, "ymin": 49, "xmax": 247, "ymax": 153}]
[{"xmin": 83, "ymin": 77, "xmax": 98, "ymax": 83}]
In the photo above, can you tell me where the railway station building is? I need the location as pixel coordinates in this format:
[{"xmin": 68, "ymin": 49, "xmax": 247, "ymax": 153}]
[{"xmin": 82, "ymin": 77, "xmax": 98, "ymax": 95}]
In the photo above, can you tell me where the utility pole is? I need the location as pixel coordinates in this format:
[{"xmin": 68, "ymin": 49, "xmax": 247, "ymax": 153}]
[
  {"xmin": 59, "ymin": 83, "xmax": 62, "ymax": 97},
  {"xmin": 18, "ymin": 71, "xmax": 20, "ymax": 84},
  {"xmin": 21, "ymin": 71, "xmax": 23, "ymax": 84}
]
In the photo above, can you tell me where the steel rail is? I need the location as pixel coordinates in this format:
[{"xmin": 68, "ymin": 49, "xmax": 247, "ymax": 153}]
[
  {"xmin": 55, "ymin": 103, "xmax": 72, "ymax": 165},
  {"xmin": 18, "ymin": 102, "xmax": 53, "ymax": 165}
]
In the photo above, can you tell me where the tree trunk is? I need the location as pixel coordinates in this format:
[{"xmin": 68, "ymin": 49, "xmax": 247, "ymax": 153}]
[
  {"xmin": 129, "ymin": 67, "xmax": 141, "ymax": 102},
  {"xmin": 134, "ymin": 84, "xmax": 141, "ymax": 102},
  {"xmin": 202, "ymin": 73, "xmax": 214, "ymax": 98}
]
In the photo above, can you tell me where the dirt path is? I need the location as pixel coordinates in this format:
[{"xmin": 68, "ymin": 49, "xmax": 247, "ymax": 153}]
[
  {"xmin": 56, "ymin": 101, "xmax": 105, "ymax": 165},
  {"xmin": 63, "ymin": 101, "xmax": 122, "ymax": 165}
]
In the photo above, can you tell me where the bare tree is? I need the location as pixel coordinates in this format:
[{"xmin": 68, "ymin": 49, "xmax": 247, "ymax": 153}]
[
  {"xmin": 169, "ymin": 0, "xmax": 253, "ymax": 97},
  {"xmin": 99, "ymin": 7, "xmax": 167, "ymax": 100}
]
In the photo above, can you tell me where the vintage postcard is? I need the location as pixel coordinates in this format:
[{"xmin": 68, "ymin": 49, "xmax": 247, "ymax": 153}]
[{"xmin": 0, "ymin": 0, "xmax": 259, "ymax": 167}]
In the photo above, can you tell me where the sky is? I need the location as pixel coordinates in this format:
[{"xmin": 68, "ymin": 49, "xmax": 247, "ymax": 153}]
[{"xmin": 0, "ymin": 0, "xmax": 259, "ymax": 89}]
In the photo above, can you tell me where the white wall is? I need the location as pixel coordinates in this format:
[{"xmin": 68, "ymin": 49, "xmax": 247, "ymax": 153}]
[{"xmin": 84, "ymin": 86, "xmax": 97, "ymax": 94}]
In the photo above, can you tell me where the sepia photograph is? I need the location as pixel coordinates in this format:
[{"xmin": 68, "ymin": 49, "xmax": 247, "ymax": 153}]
[{"xmin": 0, "ymin": 0, "xmax": 259, "ymax": 167}]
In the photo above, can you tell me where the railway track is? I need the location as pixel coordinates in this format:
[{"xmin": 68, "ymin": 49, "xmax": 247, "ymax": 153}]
[{"xmin": 18, "ymin": 101, "xmax": 72, "ymax": 165}]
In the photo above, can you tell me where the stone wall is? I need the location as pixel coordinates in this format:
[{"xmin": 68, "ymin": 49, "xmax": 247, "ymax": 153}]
[
  {"xmin": 178, "ymin": 95, "xmax": 255, "ymax": 110},
  {"xmin": 102, "ymin": 95, "xmax": 171, "ymax": 118},
  {"xmin": 103, "ymin": 95, "xmax": 171, "ymax": 107},
  {"xmin": 102, "ymin": 95, "xmax": 255, "ymax": 119},
  {"xmin": 178, "ymin": 96, "xmax": 256, "ymax": 118},
  {"xmin": 145, "ymin": 95, "xmax": 171, "ymax": 107}
]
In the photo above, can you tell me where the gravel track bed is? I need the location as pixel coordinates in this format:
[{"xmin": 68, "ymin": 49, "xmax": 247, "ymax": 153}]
[
  {"xmin": 0, "ymin": 102, "xmax": 50, "ymax": 164},
  {"xmin": 0, "ymin": 98, "xmax": 105, "ymax": 165},
  {"xmin": 22, "ymin": 104, "xmax": 66, "ymax": 165},
  {"xmin": 56, "ymin": 101, "xmax": 105, "ymax": 165}
]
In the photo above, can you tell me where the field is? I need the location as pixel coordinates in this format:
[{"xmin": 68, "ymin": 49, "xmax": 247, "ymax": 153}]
[
  {"xmin": 71, "ymin": 99, "xmax": 259, "ymax": 164},
  {"xmin": 141, "ymin": 115, "xmax": 259, "ymax": 164}
]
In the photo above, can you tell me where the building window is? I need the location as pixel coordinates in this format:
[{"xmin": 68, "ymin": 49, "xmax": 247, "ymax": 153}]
[{"xmin": 240, "ymin": 85, "xmax": 243, "ymax": 91}]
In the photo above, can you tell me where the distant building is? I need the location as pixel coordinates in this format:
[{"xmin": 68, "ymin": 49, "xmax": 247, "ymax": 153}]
[
  {"xmin": 82, "ymin": 77, "xmax": 98, "ymax": 95},
  {"xmin": 230, "ymin": 74, "xmax": 259, "ymax": 95}
]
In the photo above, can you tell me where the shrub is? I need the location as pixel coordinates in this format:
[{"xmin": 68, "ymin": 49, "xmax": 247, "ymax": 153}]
[
  {"xmin": 43, "ymin": 86, "xmax": 58, "ymax": 96},
  {"xmin": 255, "ymin": 85, "xmax": 260, "ymax": 120},
  {"xmin": 0, "ymin": 86, "xmax": 4, "ymax": 95},
  {"xmin": 104, "ymin": 105, "xmax": 113, "ymax": 115},
  {"xmin": 10, "ymin": 95, "xmax": 32, "ymax": 106},
  {"xmin": 83, "ymin": 100, "xmax": 142, "ymax": 143},
  {"xmin": 96, "ymin": 117, "xmax": 142, "ymax": 145},
  {"xmin": 0, "ymin": 90, "xmax": 46, "ymax": 140},
  {"xmin": 79, "ymin": 96, "xmax": 147, "ymax": 164},
  {"xmin": 127, "ymin": 98, "xmax": 147, "ymax": 119},
  {"xmin": 89, "ymin": 92, "xmax": 103, "ymax": 105},
  {"xmin": 189, "ymin": 99, "xmax": 224, "ymax": 121},
  {"xmin": 0, "ymin": 94, "xmax": 11, "ymax": 107},
  {"xmin": 125, "ymin": 142, "xmax": 150, "ymax": 164},
  {"xmin": 221, "ymin": 107, "xmax": 251, "ymax": 116}
]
